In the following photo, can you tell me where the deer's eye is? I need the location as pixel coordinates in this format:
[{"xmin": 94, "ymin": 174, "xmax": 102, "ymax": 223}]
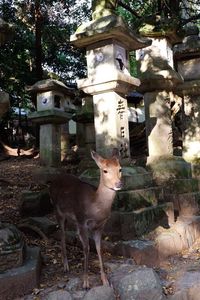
[
  {"xmin": 119, "ymin": 168, "xmax": 122, "ymax": 173},
  {"xmin": 103, "ymin": 170, "xmax": 108, "ymax": 173}
]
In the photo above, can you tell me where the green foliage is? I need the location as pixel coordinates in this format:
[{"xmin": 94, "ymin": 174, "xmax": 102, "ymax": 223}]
[{"xmin": 0, "ymin": 0, "xmax": 91, "ymax": 109}]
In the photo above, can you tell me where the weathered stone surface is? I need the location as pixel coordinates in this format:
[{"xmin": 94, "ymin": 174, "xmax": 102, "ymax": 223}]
[
  {"xmin": 121, "ymin": 166, "xmax": 153, "ymax": 190},
  {"xmin": 168, "ymin": 270, "xmax": 200, "ymax": 300},
  {"xmin": 20, "ymin": 189, "xmax": 53, "ymax": 217},
  {"xmin": 114, "ymin": 239, "xmax": 159, "ymax": 267},
  {"xmin": 163, "ymin": 178, "xmax": 199, "ymax": 194},
  {"xmin": 44, "ymin": 290, "xmax": 73, "ymax": 300},
  {"xmin": 148, "ymin": 157, "xmax": 192, "ymax": 183},
  {"xmin": 110, "ymin": 266, "xmax": 166, "ymax": 300},
  {"xmin": 165, "ymin": 192, "xmax": 200, "ymax": 216},
  {"xmin": 156, "ymin": 217, "xmax": 200, "ymax": 258},
  {"xmin": 114, "ymin": 187, "xmax": 163, "ymax": 211},
  {"xmin": 0, "ymin": 223, "xmax": 25, "ymax": 272},
  {"xmin": 177, "ymin": 58, "xmax": 200, "ymax": 81},
  {"xmin": 0, "ymin": 246, "xmax": 41, "ymax": 300},
  {"xmin": 27, "ymin": 79, "xmax": 75, "ymax": 95},
  {"xmin": 105, "ymin": 202, "xmax": 174, "ymax": 240},
  {"xmin": 83, "ymin": 285, "xmax": 115, "ymax": 300},
  {"xmin": 156, "ymin": 230, "xmax": 185, "ymax": 258},
  {"xmin": 70, "ymin": 15, "xmax": 151, "ymax": 50}
]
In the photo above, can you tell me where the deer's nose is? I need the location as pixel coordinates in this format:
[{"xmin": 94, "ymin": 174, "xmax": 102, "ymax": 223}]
[{"xmin": 115, "ymin": 180, "xmax": 122, "ymax": 190}]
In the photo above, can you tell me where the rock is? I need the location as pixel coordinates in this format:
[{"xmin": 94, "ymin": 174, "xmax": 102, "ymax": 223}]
[
  {"xmin": 44, "ymin": 290, "xmax": 72, "ymax": 300},
  {"xmin": 110, "ymin": 266, "xmax": 166, "ymax": 300},
  {"xmin": 20, "ymin": 189, "xmax": 53, "ymax": 217},
  {"xmin": 83, "ymin": 285, "xmax": 115, "ymax": 300},
  {"xmin": 169, "ymin": 271, "xmax": 200, "ymax": 300},
  {"xmin": 65, "ymin": 277, "xmax": 82, "ymax": 291},
  {"xmin": 114, "ymin": 239, "xmax": 159, "ymax": 267}
]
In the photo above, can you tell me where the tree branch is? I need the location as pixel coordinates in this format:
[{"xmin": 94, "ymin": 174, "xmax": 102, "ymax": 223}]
[{"xmin": 118, "ymin": 1, "xmax": 142, "ymax": 19}]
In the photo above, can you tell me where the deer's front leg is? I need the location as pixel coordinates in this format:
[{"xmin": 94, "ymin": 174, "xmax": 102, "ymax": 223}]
[
  {"xmin": 77, "ymin": 225, "xmax": 90, "ymax": 289},
  {"xmin": 93, "ymin": 229, "xmax": 109, "ymax": 286}
]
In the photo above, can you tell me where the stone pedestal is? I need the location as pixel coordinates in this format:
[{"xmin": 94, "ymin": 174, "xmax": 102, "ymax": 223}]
[
  {"xmin": 71, "ymin": 14, "xmax": 150, "ymax": 159},
  {"xmin": 28, "ymin": 79, "xmax": 75, "ymax": 167},
  {"xmin": 174, "ymin": 26, "xmax": 200, "ymax": 170}
]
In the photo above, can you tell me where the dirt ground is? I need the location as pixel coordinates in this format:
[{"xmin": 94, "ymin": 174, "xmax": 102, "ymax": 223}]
[{"xmin": 1, "ymin": 157, "xmax": 200, "ymax": 299}]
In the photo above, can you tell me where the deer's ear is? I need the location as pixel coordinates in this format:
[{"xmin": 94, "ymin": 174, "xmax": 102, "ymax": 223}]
[
  {"xmin": 91, "ymin": 150, "xmax": 104, "ymax": 168},
  {"xmin": 112, "ymin": 148, "xmax": 119, "ymax": 159}
]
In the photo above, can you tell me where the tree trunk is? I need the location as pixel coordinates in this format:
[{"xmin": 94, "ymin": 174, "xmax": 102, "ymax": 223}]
[{"xmin": 35, "ymin": 0, "xmax": 43, "ymax": 81}]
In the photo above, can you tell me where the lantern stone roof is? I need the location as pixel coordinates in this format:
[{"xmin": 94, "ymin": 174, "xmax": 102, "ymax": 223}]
[
  {"xmin": 173, "ymin": 25, "xmax": 200, "ymax": 60},
  {"xmin": 26, "ymin": 79, "xmax": 75, "ymax": 97},
  {"xmin": 70, "ymin": 15, "xmax": 151, "ymax": 51}
]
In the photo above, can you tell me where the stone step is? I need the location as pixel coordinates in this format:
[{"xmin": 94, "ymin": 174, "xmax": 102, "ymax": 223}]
[
  {"xmin": 104, "ymin": 202, "xmax": 174, "ymax": 241},
  {"xmin": 103, "ymin": 216, "xmax": 200, "ymax": 272},
  {"xmin": 162, "ymin": 178, "xmax": 199, "ymax": 194},
  {"xmin": 114, "ymin": 187, "xmax": 164, "ymax": 211},
  {"xmin": 164, "ymin": 191, "xmax": 200, "ymax": 216}
]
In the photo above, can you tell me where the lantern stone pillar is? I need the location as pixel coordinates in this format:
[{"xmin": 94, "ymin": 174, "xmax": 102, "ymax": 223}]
[
  {"xmin": 174, "ymin": 25, "xmax": 200, "ymax": 177},
  {"xmin": 136, "ymin": 24, "xmax": 191, "ymax": 181},
  {"xmin": 28, "ymin": 79, "xmax": 75, "ymax": 167},
  {"xmin": 70, "ymin": 8, "xmax": 150, "ymax": 160}
]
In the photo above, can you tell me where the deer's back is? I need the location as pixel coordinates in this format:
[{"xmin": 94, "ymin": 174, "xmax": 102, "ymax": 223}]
[{"xmin": 50, "ymin": 174, "xmax": 96, "ymax": 220}]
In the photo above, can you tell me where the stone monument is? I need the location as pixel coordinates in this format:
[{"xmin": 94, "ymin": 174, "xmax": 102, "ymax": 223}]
[
  {"xmin": 136, "ymin": 16, "xmax": 191, "ymax": 181},
  {"xmin": 70, "ymin": 0, "xmax": 151, "ymax": 159},
  {"xmin": 28, "ymin": 79, "xmax": 75, "ymax": 166},
  {"xmin": 174, "ymin": 25, "xmax": 200, "ymax": 177}
]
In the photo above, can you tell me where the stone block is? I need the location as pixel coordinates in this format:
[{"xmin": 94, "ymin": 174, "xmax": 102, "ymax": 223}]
[
  {"xmin": 163, "ymin": 178, "xmax": 199, "ymax": 195},
  {"xmin": 148, "ymin": 157, "xmax": 192, "ymax": 183},
  {"xmin": 122, "ymin": 166, "xmax": 153, "ymax": 190},
  {"xmin": 20, "ymin": 189, "xmax": 53, "ymax": 217},
  {"xmin": 114, "ymin": 240, "xmax": 159, "ymax": 267},
  {"xmin": 114, "ymin": 187, "xmax": 164, "ymax": 211},
  {"xmin": 0, "ymin": 246, "xmax": 41, "ymax": 300},
  {"xmin": 165, "ymin": 192, "xmax": 200, "ymax": 216},
  {"xmin": 0, "ymin": 223, "xmax": 25, "ymax": 272},
  {"xmin": 178, "ymin": 58, "xmax": 200, "ymax": 81},
  {"xmin": 105, "ymin": 202, "xmax": 174, "ymax": 240},
  {"xmin": 156, "ymin": 230, "xmax": 184, "ymax": 258}
]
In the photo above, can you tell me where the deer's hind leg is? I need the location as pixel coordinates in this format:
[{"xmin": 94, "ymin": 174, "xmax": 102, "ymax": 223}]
[{"xmin": 58, "ymin": 213, "xmax": 69, "ymax": 272}]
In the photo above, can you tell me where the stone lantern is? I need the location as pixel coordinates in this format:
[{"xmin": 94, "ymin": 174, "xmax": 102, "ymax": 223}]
[
  {"xmin": 136, "ymin": 16, "xmax": 192, "ymax": 181},
  {"xmin": 174, "ymin": 25, "xmax": 200, "ymax": 176},
  {"xmin": 28, "ymin": 79, "xmax": 75, "ymax": 166},
  {"xmin": 70, "ymin": 1, "xmax": 151, "ymax": 160}
]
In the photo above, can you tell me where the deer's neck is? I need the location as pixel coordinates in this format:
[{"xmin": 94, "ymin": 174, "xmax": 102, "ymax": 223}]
[{"xmin": 95, "ymin": 181, "xmax": 116, "ymax": 211}]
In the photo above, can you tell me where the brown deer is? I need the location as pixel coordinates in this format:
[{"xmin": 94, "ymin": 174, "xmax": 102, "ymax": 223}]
[{"xmin": 49, "ymin": 148, "xmax": 122, "ymax": 289}]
